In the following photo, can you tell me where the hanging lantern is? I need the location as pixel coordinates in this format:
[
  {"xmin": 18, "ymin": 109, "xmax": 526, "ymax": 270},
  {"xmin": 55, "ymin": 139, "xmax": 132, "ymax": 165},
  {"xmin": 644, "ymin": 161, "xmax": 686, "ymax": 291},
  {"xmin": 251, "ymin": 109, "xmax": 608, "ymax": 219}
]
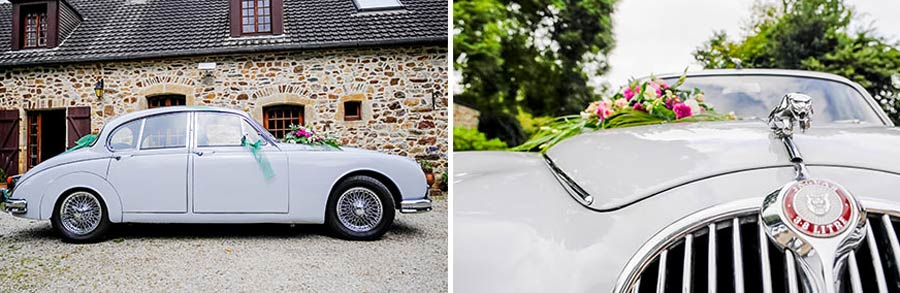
[{"xmin": 94, "ymin": 79, "xmax": 104, "ymax": 99}]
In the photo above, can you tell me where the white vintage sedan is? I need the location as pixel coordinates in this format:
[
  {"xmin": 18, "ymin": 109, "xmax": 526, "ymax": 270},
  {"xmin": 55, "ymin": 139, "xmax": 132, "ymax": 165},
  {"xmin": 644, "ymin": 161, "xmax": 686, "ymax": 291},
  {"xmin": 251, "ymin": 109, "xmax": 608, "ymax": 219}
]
[{"xmin": 2, "ymin": 107, "xmax": 432, "ymax": 242}]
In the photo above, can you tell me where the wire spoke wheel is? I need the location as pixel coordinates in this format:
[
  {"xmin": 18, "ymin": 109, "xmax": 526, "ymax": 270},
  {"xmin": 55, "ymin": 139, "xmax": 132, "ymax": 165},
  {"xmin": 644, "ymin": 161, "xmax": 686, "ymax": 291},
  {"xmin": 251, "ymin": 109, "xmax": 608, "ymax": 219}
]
[
  {"xmin": 336, "ymin": 187, "xmax": 383, "ymax": 233},
  {"xmin": 59, "ymin": 192, "xmax": 103, "ymax": 235}
]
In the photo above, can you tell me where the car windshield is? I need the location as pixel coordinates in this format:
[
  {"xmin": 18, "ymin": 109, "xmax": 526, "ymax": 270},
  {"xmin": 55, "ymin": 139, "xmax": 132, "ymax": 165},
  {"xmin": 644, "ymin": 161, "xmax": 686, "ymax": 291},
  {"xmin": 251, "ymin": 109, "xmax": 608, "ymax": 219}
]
[{"xmin": 662, "ymin": 75, "xmax": 883, "ymax": 125}]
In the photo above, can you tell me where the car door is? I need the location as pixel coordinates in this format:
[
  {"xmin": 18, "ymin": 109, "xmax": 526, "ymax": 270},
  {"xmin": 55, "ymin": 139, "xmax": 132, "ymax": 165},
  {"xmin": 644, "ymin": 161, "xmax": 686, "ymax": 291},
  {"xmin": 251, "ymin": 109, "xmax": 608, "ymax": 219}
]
[
  {"xmin": 191, "ymin": 112, "xmax": 290, "ymax": 213},
  {"xmin": 107, "ymin": 113, "xmax": 190, "ymax": 213}
]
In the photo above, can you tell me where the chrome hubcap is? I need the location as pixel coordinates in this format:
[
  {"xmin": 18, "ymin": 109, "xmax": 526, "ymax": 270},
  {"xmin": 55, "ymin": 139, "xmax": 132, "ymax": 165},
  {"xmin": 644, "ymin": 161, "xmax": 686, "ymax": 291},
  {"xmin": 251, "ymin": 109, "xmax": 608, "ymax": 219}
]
[
  {"xmin": 337, "ymin": 187, "xmax": 383, "ymax": 232},
  {"xmin": 60, "ymin": 192, "xmax": 102, "ymax": 235}
]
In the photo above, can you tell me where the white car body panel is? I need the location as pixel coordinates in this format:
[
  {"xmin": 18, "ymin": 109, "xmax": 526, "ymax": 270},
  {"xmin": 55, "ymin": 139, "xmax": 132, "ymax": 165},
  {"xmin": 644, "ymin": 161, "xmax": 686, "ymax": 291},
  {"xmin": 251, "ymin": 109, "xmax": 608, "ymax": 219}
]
[{"xmin": 7, "ymin": 107, "xmax": 429, "ymax": 224}]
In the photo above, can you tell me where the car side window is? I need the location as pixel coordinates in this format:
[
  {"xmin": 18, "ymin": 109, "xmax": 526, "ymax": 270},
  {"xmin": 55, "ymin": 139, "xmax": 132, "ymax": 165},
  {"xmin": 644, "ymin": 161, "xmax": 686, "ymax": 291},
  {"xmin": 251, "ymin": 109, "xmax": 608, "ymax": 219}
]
[
  {"xmin": 140, "ymin": 113, "xmax": 188, "ymax": 149},
  {"xmin": 108, "ymin": 119, "xmax": 142, "ymax": 151},
  {"xmin": 196, "ymin": 112, "xmax": 244, "ymax": 147}
]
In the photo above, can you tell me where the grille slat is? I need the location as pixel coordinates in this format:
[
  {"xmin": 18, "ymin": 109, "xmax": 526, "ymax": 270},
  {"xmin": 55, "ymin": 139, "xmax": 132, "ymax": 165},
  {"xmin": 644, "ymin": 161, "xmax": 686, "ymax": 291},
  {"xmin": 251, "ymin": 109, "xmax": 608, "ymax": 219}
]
[
  {"xmin": 880, "ymin": 215, "xmax": 900, "ymax": 281},
  {"xmin": 708, "ymin": 223, "xmax": 717, "ymax": 291},
  {"xmin": 657, "ymin": 250, "xmax": 668, "ymax": 293},
  {"xmin": 758, "ymin": 221, "xmax": 773, "ymax": 293},
  {"xmin": 732, "ymin": 218, "xmax": 746, "ymax": 292},
  {"xmin": 848, "ymin": 253, "xmax": 863, "ymax": 292},
  {"xmin": 785, "ymin": 250, "xmax": 799, "ymax": 293},
  {"xmin": 865, "ymin": 224, "xmax": 890, "ymax": 292},
  {"xmin": 681, "ymin": 234, "xmax": 693, "ymax": 293}
]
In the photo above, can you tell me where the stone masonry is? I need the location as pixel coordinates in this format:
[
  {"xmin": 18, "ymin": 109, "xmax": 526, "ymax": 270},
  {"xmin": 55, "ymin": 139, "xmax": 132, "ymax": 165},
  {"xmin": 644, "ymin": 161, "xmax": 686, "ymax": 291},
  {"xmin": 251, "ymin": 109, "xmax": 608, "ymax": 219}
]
[{"xmin": 0, "ymin": 45, "xmax": 448, "ymax": 191}]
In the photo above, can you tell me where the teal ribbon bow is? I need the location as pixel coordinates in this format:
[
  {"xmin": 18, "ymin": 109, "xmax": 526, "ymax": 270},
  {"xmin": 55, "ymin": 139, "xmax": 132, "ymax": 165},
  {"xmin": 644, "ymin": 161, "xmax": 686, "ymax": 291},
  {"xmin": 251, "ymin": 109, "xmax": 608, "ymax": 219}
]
[
  {"xmin": 65, "ymin": 134, "xmax": 98, "ymax": 153},
  {"xmin": 241, "ymin": 136, "xmax": 276, "ymax": 180}
]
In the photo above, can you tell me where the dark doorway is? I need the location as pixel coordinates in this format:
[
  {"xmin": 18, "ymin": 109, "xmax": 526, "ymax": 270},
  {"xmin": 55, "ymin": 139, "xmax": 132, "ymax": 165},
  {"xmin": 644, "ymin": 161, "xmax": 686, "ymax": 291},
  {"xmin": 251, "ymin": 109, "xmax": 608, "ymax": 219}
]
[{"xmin": 27, "ymin": 110, "xmax": 65, "ymax": 169}]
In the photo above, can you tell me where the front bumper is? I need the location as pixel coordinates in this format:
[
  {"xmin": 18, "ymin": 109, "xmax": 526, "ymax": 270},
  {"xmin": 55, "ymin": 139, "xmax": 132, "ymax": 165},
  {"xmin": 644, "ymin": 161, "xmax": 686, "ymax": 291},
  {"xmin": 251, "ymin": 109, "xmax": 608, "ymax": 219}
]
[
  {"xmin": 400, "ymin": 198, "xmax": 432, "ymax": 213},
  {"xmin": 1, "ymin": 188, "xmax": 26, "ymax": 214}
]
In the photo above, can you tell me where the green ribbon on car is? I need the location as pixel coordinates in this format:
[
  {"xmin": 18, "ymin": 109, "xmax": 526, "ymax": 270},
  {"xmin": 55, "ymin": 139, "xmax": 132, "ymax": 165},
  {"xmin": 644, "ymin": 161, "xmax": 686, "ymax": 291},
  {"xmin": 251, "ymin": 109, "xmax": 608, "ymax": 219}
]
[
  {"xmin": 65, "ymin": 134, "xmax": 98, "ymax": 153},
  {"xmin": 241, "ymin": 136, "xmax": 276, "ymax": 180}
]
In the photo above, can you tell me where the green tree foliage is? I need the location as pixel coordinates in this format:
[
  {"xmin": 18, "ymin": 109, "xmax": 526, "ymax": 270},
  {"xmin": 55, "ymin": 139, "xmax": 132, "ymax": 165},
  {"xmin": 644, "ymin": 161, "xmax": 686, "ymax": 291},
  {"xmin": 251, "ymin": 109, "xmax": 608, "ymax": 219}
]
[
  {"xmin": 453, "ymin": 127, "xmax": 509, "ymax": 151},
  {"xmin": 454, "ymin": 0, "xmax": 617, "ymax": 145},
  {"xmin": 694, "ymin": 0, "xmax": 900, "ymax": 121}
]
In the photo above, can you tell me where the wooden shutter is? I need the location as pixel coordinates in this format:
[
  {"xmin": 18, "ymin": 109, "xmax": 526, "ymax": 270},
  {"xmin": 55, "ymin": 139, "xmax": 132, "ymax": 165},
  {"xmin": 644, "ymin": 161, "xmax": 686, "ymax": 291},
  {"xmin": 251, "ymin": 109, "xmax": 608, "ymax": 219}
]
[
  {"xmin": 66, "ymin": 106, "xmax": 91, "ymax": 148},
  {"xmin": 0, "ymin": 110, "xmax": 20, "ymax": 176}
]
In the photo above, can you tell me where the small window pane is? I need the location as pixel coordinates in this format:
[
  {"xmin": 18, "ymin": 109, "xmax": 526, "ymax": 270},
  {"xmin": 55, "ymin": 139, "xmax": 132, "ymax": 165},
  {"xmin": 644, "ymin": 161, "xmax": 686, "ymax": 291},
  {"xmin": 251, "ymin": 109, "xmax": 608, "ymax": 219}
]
[
  {"xmin": 242, "ymin": 120, "xmax": 263, "ymax": 144},
  {"xmin": 196, "ymin": 113, "xmax": 244, "ymax": 147},
  {"xmin": 355, "ymin": 0, "xmax": 402, "ymax": 10},
  {"xmin": 109, "ymin": 119, "xmax": 142, "ymax": 151},
  {"xmin": 141, "ymin": 113, "xmax": 187, "ymax": 149}
]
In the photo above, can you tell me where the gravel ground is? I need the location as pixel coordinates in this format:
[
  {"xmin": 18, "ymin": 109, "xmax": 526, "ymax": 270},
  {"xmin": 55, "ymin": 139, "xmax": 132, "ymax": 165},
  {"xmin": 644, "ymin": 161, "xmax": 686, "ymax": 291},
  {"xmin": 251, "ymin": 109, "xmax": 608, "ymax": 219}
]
[{"xmin": 0, "ymin": 200, "xmax": 447, "ymax": 292}]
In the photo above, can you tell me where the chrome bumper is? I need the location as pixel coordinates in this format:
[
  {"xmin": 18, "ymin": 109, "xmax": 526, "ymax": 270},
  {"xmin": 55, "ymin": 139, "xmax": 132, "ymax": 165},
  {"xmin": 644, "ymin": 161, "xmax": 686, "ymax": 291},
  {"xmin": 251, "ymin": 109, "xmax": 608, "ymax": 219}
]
[
  {"xmin": 1, "ymin": 189, "xmax": 26, "ymax": 214},
  {"xmin": 400, "ymin": 198, "xmax": 432, "ymax": 214}
]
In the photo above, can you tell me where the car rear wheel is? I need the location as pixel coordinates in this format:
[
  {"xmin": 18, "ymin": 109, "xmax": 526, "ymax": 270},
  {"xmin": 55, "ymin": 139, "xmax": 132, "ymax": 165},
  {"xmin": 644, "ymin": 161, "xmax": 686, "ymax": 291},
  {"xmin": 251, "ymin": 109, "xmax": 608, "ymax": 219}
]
[
  {"xmin": 326, "ymin": 175, "xmax": 395, "ymax": 240},
  {"xmin": 51, "ymin": 190, "xmax": 111, "ymax": 243}
]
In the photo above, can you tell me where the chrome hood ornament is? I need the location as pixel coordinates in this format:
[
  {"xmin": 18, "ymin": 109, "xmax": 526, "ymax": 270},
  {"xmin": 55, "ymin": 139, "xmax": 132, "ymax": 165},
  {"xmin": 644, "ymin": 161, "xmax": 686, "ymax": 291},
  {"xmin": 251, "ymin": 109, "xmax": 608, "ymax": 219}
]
[
  {"xmin": 768, "ymin": 93, "xmax": 813, "ymax": 138},
  {"xmin": 761, "ymin": 93, "xmax": 867, "ymax": 293}
]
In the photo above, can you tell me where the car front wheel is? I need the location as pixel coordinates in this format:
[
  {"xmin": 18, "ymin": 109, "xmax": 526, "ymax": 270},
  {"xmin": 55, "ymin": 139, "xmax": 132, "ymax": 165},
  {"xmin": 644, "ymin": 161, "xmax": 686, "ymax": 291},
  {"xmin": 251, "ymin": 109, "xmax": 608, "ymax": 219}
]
[
  {"xmin": 51, "ymin": 190, "xmax": 111, "ymax": 243},
  {"xmin": 326, "ymin": 175, "xmax": 396, "ymax": 240}
]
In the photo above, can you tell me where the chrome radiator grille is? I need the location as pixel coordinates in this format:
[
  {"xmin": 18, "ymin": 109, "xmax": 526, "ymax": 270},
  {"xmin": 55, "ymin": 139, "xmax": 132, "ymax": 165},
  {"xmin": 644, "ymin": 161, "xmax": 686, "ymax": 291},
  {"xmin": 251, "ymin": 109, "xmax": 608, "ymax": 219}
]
[{"xmin": 625, "ymin": 210, "xmax": 900, "ymax": 292}]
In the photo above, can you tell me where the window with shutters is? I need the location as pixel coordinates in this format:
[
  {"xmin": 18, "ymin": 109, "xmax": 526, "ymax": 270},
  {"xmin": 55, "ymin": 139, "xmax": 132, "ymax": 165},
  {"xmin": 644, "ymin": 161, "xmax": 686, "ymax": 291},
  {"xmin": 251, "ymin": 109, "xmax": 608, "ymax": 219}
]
[
  {"xmin": 230, "ymin": 0, "xmax": 283, "ymax": 36},
  {"xmin": 262, "ymin": 105, "xmax": 304, "ymax": 139}
]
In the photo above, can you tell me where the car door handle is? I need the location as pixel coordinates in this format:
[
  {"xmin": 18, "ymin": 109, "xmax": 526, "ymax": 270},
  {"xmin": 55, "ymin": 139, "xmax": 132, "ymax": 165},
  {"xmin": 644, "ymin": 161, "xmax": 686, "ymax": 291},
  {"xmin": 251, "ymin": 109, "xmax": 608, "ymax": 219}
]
[
  {"xmin": 192, "ymin": 151, "xmax": 214, "ymax": 156},
  {"xmin": 112, "ymin": 154, "xmax": 133, "ymax": 161}
]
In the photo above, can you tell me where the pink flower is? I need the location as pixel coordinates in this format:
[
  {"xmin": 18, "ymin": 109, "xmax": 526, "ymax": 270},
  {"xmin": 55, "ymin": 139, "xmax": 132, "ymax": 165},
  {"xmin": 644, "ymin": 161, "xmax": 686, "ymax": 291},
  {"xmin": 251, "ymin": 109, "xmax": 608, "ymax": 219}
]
[
  {"xmin": 296, "ymin": 129, "xmax": 311, "ymax": 138},
  {"xmin": 633, "ymin": 102, "xmax": 646, "ymax": 112},
  {"xmin": 623, "ymin": 86, "xmax": 637, "ymax": 101},
  {"xmin": 673, "ymin": 102, "xmax": 693, "ymax": 119},
  {"xmin": 595, "ymin": 101, "xmax": 613, "ymax": 120},
  {"xmin": 614, "ymin": 98, "xmax": 628, "ymax": 109},
  {"xmin": 648, "ymin": 82, "xmax": 662, "ymax": 97}
]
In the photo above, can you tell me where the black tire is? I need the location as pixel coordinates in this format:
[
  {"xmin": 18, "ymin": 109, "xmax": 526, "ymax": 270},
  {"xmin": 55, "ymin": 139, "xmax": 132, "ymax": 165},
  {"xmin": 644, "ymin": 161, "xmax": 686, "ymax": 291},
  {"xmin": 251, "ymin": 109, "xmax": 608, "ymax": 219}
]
[
  {"xmin": 325, "ymin": 175, "xmax": 396, "ymax": 240},
  {"xmin": 51, "ymin": 190, "xmax": 111, "ymax": 243}
]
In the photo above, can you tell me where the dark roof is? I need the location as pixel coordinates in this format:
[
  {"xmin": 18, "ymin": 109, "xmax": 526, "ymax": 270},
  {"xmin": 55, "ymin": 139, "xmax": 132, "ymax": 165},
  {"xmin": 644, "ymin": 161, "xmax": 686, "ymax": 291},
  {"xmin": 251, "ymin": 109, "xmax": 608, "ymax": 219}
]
[{"xmin": 0, "ymin": 0, "xmax": 447, "ymax": 66}]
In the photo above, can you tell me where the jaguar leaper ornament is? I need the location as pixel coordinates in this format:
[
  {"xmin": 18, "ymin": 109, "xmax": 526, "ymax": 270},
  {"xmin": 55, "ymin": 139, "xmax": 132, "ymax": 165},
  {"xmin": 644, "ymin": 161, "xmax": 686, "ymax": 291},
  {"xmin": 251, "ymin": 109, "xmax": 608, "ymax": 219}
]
[{"xmin": 768, "ymin": 93, "xmax": 813, "ymax": 138}]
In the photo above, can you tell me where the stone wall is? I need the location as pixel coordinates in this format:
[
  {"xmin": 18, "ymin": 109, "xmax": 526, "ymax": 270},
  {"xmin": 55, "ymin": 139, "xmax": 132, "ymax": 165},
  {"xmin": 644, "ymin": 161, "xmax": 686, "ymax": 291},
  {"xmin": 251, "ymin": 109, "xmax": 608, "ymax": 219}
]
[
  {"xmin": 0, "ymin": 45, "xmax": 449, "ymax": 191},
  {"xmin": 453, "ymin": 104, "xmax": 480, "ymax": 129}
]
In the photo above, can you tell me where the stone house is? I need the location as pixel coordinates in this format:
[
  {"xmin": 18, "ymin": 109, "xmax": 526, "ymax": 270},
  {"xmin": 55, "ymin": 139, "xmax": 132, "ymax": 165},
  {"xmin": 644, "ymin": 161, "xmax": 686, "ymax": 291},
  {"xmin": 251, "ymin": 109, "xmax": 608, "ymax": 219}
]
[{"xmin": 0, "ymin": 0, "xmax": 449, "ymax": 188}]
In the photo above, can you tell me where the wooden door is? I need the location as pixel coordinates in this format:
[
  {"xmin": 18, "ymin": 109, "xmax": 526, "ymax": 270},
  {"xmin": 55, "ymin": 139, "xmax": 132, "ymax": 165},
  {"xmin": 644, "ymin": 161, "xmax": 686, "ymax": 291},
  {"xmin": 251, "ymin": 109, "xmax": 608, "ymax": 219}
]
[
  {"xmin": 66, "ymin": 106, "xmax": 91, "ymax": 147},
  {"xmin": 0, "ymin": 110, "xmax": 20, "ymax": 177}
]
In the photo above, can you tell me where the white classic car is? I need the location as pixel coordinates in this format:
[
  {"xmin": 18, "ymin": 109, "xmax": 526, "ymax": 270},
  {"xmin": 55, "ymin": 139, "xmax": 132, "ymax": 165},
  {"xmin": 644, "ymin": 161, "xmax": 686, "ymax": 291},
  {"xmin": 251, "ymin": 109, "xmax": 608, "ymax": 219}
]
[
  {"xmin": 454, "ymin": 69, "xmax": 900, "ymax": 292},
  {"xmin": 2, "ymin": 106, "xmax": 432, "ymax": 242}
]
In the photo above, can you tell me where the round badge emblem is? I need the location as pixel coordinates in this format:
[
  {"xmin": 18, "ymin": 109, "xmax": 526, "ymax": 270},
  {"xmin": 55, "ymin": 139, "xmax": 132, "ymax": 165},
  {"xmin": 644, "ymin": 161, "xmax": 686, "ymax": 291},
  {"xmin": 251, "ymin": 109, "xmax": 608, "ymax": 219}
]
[{"xmin": 782, "ymin": 179, "xmax": 854, "ymax": 237}]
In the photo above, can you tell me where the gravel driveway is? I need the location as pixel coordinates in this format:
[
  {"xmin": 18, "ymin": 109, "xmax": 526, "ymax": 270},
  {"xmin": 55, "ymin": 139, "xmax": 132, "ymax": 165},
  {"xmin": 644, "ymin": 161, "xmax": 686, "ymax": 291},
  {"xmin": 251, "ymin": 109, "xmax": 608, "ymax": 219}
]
[{"xmin": 0, "ymin": 200, "xmax": 446, "ymax": 292}]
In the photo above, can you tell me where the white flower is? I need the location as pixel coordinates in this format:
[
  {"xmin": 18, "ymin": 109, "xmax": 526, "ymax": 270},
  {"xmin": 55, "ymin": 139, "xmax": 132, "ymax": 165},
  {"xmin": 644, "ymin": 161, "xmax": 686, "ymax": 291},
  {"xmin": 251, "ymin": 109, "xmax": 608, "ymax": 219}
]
[{"xmin": 685, "ymin": 99, "xmax": 702, "ymax": 114}]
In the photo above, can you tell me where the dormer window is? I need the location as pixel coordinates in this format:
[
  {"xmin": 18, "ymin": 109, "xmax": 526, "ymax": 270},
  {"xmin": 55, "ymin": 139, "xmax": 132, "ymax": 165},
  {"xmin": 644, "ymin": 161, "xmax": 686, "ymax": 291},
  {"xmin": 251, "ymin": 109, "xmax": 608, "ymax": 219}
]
[
  {"xmin": 353, "ymin": 0, "xmax": 403, "ymax": 11},
  {"xmin": 10, "ymin": 0, "xmax": 81, "ymax": 51},
  {"xmin": 23, "ymin": 7, "xmax": 48, "ymax": 48},
  {"xmin": 241, "ymin": 0, "xmax": 271, "ymax": 34},
  {"xmin": 230, "ymin": 0, "xmax": 283, "ymax": 37}
]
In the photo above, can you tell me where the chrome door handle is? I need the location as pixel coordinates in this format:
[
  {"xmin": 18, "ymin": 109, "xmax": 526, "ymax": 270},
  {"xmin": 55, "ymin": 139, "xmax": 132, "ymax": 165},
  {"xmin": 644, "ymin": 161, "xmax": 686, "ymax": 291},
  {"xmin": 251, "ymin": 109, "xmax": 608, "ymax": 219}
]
[{"xmin": 192, "ymin": 150, "xmax": 214, "ymax": 156}]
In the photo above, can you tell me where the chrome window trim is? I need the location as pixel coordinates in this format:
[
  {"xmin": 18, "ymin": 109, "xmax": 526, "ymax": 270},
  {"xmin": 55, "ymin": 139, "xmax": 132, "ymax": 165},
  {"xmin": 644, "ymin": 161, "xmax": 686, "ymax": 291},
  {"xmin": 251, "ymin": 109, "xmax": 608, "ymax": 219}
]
[{"xmin": 614, "ymin": 198, "xmax": 900, "ymax": 292}]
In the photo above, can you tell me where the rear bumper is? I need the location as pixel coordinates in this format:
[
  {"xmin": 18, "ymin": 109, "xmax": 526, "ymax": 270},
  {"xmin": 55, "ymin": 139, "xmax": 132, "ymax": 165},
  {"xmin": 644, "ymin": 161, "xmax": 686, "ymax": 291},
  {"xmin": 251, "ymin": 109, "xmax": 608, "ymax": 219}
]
[
  {"xmin": 1, "ymin": 189, "xmax": 26, "ymax": 214},
  {"xmin": 400, "ymin": 198, "xmax": 432, "ymax": 214}
]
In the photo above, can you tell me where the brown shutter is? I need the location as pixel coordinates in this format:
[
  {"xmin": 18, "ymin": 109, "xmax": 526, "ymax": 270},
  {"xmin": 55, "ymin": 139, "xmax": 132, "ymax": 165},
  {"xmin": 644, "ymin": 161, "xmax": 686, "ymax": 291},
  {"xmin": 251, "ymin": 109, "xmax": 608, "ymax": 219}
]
[
  {"xmin": 66, "ymin": 106, "xmax": 91, "ymax": 148},
  {"xmin": 0, "ymin": 110, "xmax": 20, "ymax": 176},
  {"xmin": 229, "ymin": 0, "xmax": 241, "ymax": 37},
  {"xmin": 272, "ymin": 0, "xmax": 284, "ymax": 35}
]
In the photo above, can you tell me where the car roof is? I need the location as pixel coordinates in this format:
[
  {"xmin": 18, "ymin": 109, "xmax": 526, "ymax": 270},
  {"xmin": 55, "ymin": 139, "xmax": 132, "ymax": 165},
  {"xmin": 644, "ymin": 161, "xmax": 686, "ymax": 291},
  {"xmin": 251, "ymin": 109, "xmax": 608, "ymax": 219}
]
[{"xmin": 652, "ymin": 68, "xmax": 855, "ymax": 84}]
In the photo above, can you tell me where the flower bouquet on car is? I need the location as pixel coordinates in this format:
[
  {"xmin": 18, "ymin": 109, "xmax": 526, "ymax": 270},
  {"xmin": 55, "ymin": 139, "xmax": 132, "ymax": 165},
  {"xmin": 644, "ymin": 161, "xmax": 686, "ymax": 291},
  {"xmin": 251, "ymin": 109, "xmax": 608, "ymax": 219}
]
[
  {"xmin": 283, "ymin": 124, "xmax": 342, "ymax": 149},
  {"xmin": 514, "ymin": 72, "xmax": 735, "ymax": 152}
]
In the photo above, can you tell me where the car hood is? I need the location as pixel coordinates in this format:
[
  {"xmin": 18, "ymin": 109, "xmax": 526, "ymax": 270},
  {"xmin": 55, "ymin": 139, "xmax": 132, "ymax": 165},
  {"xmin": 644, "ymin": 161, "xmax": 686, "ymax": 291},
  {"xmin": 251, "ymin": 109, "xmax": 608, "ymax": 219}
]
[{"xmin": 545, "ymin": 121, "xmax": 900, "ymax": 210}]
